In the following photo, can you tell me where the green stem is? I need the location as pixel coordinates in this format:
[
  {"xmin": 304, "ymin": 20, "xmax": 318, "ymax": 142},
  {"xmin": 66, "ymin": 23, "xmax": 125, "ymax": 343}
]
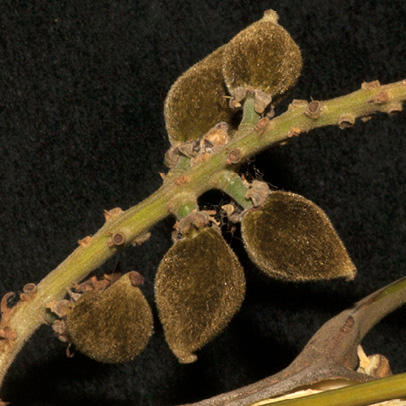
[
  {"xmin": 215, "ymin": 170, "xmax": 253, "ymax": 210},
  {"xmin": 260, "ymin": 373, "xmax": 406, "ymax": 406},
  {"xmin": 239, "ymin": 93, "xmax": 260, "ymax": 128},
  {"xmin": 0, "ymin": 79, "xmax": 405, "ymax": 389},
  {"xmin": 239, "ymin": 80, "xmax": 406, "ymax": 160}
]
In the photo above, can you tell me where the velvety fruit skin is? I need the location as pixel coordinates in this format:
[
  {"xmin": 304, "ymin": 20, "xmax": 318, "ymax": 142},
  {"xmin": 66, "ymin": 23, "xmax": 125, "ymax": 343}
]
[
  {"xmin": 222, "ymin": 11, "xmax": 302, "ymax": 105},
  {"xmin": 241, "ymin": 191, "xmax": 357, "ymax": 281},
  {"xmin": 66, "ymin": 273, "xmax": 153, "ymax": 363},
  {"xmin": 164, "ymin": 45, "xmax": 234, "ymax": 145},
  {"xmin": 155, "ymin": 227, "xmax": 246, "ymax": 363}
]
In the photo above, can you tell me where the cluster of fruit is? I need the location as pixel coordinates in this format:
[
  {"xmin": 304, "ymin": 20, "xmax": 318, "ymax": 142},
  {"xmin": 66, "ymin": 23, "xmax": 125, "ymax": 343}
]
[
  {"xmin": 164, "ymin": 9, "xmax": 302, "ymax": 145},
  {"xmin": 61, "ymin": 11, "xmax": 356, "ymax": 365}
]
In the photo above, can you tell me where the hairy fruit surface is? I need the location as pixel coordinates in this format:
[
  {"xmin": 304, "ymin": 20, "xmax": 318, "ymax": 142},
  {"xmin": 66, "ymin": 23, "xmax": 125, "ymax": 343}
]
[
  {"xmin": 222, "ymin": 10, "xmax": 302, "ymax": 106},
  {"xmin": 66, "ymin": 272, "xmax": 153, "ymax": 363},
  {"xmin": 155, "ymin": 226, "xmax": 245, "ymax": 363},
  {"xmin": 164, "ymin": 46, "xmax": 233, "ymax": 145},
  {"xmin": 241, "ymin": 191, "xmax": 357, "ymax": 281}
]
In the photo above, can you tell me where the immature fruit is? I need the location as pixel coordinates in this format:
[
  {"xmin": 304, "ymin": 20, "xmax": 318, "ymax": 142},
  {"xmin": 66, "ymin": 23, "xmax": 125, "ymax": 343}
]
[
  {"xmin": 66, "ymin": 272, "xmax": 153, "ymax": 363},
  {"xmin": 164, "ymin": 46, "xmax": 234, "ymax": 145},
  {"xmin": 155, "ymin": 227, "xmax": 245, "ymax": 363},
  {"xmin": 222, "ymin": 10, "xmax": 302, "ymax": 106},
  {"xmin": 241, "ymin": 191, "xmax": 357, "ymax": 281}
]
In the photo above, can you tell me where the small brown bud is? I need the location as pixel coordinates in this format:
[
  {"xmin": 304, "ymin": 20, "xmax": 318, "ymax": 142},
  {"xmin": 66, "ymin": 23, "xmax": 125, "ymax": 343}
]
[
  {"xmin": 108, "ymin": 231, "xmax": 126, "ymax": 247},
  {"xmin": 288, "ymin": 99, "xmax": 309, "ymax": 110},
  {"xmin": 132, "ymin": 232, "xmax": 152, "ymax": 246},
  {"xmin": 46, "ymin": 299, "xmax": 71, "ymax": 319},
  {"xmin": 23, "ymin": 283, "xmax": 37, "ymax": 295},
  {"xmin": 128, "ymin": 271, "xmax": 145, "ymax": 287},
  {"xmin": 174, "ymin": 175, "xmax": 189, "ymax": 185},
  {"xmin": 103, "ymin": 207, "xmax": 123, "ymax": 222},
  {"xmin": 369, "ymin": 91, "xmax": 389, "ymax": 104},
  {"xmin": 253, "ymin": 90, "xmax": 273, "ymax": 114},
  {"xmin": 177, "ymin": 139, "xmax": 201, "ymax": 158},
  {"xmin": 203, "ymin": 122, "xmax": 230, "ymax": 147},
  {"xmin": 227, "ymin": 149, "xmax": 241, "ymax": 164},
  {"xmin": 338, "ymin": 115, "xmax": 356, "ymax": 129},
  {"xmin": 20, "ymin": 283, "xmax": 38, "ymax": 302},
  {"xmin": 381, "ymin": 102, "xmax": 403, "ymax": 115},
  {"xmin": 244, "ymin": 180, "xmax": 270, "ymax": 207},
  {"xmin": 287, "ymin": 127, "xmax": 301, "ymax": 137},
  {"xmin": 0, "ymin": 327, "xmax": 17, "ymax": 342},
  {"xmin": 1, "ymin": 292, "xmax": 15, "ymax": 318},
  {"xmin": 176, "ymin": 211, "xmax": 211, "ymax": 238},
  {"xmin": 221, "ymin": 204, "xmax": 235, "ymax": 217},
  {"xmin": 254, "ymin": 117, "xmax": 269, "ymax": 136},
  {"xmin": 361, "ymin": 80, "xmax": 380, "ymax": 89},
  {"xmin": 78, "ymin": 236, "xmax": 92, "ymax": 247},
  {"xmin": 164, "ymin": 146, "xmax": 180, "ymax": 169},
  {"xmin": 229, "ymin": 87, "xmax": 247, "ymax": 109},
  {"xmin": 305, "ymin": 100, "xmax": 322, "ymax": 119},
  {"xmin": 52, "ymin": 319, "xmax": 70, "ymax": 343}
]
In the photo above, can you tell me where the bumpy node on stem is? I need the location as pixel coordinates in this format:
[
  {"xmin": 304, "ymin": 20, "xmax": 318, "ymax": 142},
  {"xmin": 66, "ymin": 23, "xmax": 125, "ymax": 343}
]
[
  {"xmin": 168, "ymin": 192, "xmax": 199, "ymax": 222},
  {"xmin": 155, "ymin": 225, "xmax": 246, "ymax": 363},
  {"xmin": 241, "ymin": 191, "xmax": 357, "ymax": 281},
  {"xmin": 164, "ymin": 46, "xmax": 233, "ymax": 145},
  {"xmin": 222, "ymin": 9, "xmax": 302, "ymax": 108},
  {"xmin": 65, "ymin": 272, "xmax": 153, "ymax": 363}
]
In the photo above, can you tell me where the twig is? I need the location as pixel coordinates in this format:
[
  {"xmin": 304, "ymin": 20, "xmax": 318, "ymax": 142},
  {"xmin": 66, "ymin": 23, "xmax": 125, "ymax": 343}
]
[{"xmin": 0, "ymin": 79, "xmax": 405, "ymax": 389}]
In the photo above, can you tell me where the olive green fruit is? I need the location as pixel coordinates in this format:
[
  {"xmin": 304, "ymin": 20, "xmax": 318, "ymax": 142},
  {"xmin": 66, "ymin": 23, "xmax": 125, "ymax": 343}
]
[
  {"xmin": 155, "ymin": 227, "xmax": 245, "ymax": 363},
  {"xmin": 164, "ymin": 45, "xmax": 234, "ymax": 145},
  {"xmin": 66, "ymin": 272, "xmax": 153, "ymax": 363},
  {"xmin": 222, "ymin": 10, "xmax": 302, "ymax": 106},
  {"xmin": 241, "ymin": 191, "xmax": 357, "ymax": 281}
]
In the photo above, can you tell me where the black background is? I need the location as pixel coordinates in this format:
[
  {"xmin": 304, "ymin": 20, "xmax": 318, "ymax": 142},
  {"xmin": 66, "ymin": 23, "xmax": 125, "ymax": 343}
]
[{"xmin": 1, "ymin": 1, "xmax": 405, "ymax": 405}]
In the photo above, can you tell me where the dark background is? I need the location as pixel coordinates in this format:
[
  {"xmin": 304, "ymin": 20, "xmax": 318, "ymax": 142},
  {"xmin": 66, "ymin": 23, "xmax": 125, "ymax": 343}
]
[{"xmin": 1, "ymin": 0, "xmax": 405, "ymax": 405}]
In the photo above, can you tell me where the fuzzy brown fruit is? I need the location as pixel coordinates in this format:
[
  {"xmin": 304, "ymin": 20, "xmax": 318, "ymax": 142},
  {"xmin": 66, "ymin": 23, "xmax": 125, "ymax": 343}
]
[
  {"xmin": 241, "ymin": 191, "xmax": 357, "ymax": 281},
  {"xmin": 66, "ymin": 272, "xmax": 153, "ymax": 363},
  {"xmin": 155, "ymin": 227, "xmax": 245, "ymax": 363},
  {"xmin": 164, "ymin": 46, "xmax": 234, "ymax": 145},
  {"xmin": 222, "ymin": 10, "xmax": 302, "ymax": 107}
]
